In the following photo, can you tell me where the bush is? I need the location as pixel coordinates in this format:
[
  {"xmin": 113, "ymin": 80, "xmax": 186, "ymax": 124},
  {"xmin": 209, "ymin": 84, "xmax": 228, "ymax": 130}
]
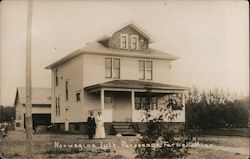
[{"xmin": 135, "ymin": 100, "xmax": 193, "ymax": 159}]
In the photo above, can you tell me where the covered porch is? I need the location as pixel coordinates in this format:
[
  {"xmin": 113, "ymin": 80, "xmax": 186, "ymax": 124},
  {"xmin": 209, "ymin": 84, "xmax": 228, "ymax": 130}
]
[{"xmin": 84, "ymin": 80, "xmax": 187, "ymax": 123}]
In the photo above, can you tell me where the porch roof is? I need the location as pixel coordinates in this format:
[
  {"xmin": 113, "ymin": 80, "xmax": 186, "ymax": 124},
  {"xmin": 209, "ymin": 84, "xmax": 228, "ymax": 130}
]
[{"xmin": 84, "ymin": 80, "xmax": 188, "ymax": 92}]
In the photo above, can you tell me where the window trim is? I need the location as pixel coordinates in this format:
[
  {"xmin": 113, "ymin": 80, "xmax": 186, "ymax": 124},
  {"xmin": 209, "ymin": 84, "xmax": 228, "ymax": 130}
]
[
  {"xmin": 135, "ymin": 96, "xmax": 158, "ymax": 110},
  {"xmin": 105, "ymin": 57, "xmax": 121, "ymax": 79},
  {"xmin": 139, "ymin": 60, "xmax": 145, "ymax": 80},
  {"xmin": 65, "ymin": 81, "xmax": 69, "ymax": 101},
  {"xmin": 76, "ymin": 92, "xmax": 81, "ymax": 102},
  {"xmin": 131, "ymin": 35, "xmax": 139, "ymax": 50},
  {"xmin": 139, "ymin": 60, "xmax": 153, "ymax": 80},
  {"xmin": 55, "ymin": 97, "xmax": 60, "ymax": 116},
  {"xmin": 55, "ymin": 69, "xmax": 58, "ymax": 87},
  {"xmin": 145, "ymin": 61, "xmax": 153, "ymax": 80},
  {"xmin": 113, "ymin": 58, "xmax": 120, "ymax": 79},
  {"xmin": 105, "ymin": 58, "xmax": 112, "ymax": 78},
  {"xmin": 120, "ymin": 34, "xmax": 128, "ymax": 49}
]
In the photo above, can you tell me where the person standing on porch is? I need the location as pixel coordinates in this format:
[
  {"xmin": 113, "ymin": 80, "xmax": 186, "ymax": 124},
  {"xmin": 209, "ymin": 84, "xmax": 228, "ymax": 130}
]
[
  {"xmin": 94, "ymin": 111, "xmax": 106, "ymax": 139},
  {"xmin": 87, "ymin": 111, "xmax": 96, "ymax": 139}
]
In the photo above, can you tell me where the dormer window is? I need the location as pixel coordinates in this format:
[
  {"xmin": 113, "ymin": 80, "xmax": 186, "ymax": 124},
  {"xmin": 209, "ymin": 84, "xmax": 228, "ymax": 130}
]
[
  {"xmin": 120, "ymin": 34, "xmax": 128, "ymax": 49},
  {"xmin": 131, "ymin": 35, "xmax": 138, "ymax": 50}
]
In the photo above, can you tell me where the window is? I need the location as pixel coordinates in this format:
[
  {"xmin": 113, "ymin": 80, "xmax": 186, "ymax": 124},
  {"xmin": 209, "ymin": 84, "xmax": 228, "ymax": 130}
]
[
  {"xmin": 139, "ymin": 61, "xmax": 145, "ymax": 80},
  {"xmin": 121, "ymin": 34, "xmax": 128, "ymax": 49},
  {"xmin": 65, "ymin": 81, "xmax": 69, "ymax": 101},
  {"xmin": 151, "ymin": 97, "xmax": 158, "ymax": 110},
  {"xmin": 113, "ymin": 58, "xmax": 120, "ymax": 78},
  {"xmin": 135, "ymin": 96, "xmax": 158, "ymax": 110},
  {"xmin": 131, "ymin": 35, "xmax": 138, "ymax": 50},
  {"xmin": 105, "ymin": 58, "xmax": 112, "ymax": 78},
  {"xmin": 55, "ymin": 69, "xmax": 58, "ymax": 87},
  {"xmin": 105, "ymin": 58, "xmax": 120, "ymax": 79},
  {"xmin": 146, "ymin": 61, "xmax": 153, "ymax": 80},
  {"xmin": 141, "ymin": 97, "xmax": 150, "ymax": 110},
  {"xmin": 16, "ymin": 123, "xmax": 20, "ymax": 127},
  {"xmin": 76, "ymin": 92, "xmax": 81, "ymax": 101},
  {"xmin": 135, "ymin": 97, "xmax": 141, "ymax": 110},
  {"xmin": 139, "ymin": 60, "xmax": 153, "ymax": 80},
  {"xmin": 56, "ymin": 97, "xmax": 60, "ymax": 116},
  {"xmin": 104, "ymin": 96, "xmax": 113, "ymax": 103}
]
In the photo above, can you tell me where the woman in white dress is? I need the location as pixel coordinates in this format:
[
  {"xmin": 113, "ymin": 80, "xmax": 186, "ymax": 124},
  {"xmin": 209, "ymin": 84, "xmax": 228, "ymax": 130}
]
[{"xmin": 94, "ymin": 111, "xmax": 106, "ymax": 139}]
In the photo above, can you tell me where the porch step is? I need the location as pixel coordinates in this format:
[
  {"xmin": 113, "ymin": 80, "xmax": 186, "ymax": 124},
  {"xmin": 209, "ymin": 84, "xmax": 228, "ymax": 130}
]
[
  {"xmin": 119, "ymin": 131, "xmax": 138, "ymax": 136},
  {"xmin": 113, "ymin": 122, "xmax": 132, "ymax": 126},
  {"xmin": 112, "ymin": 122, "xmax": 137, "ymax": 136},
  {"xmin": 116, "ymin": 129, "xmax": 135, "ymax": 132},
  {"xmin": 113, "ymin": 125, "xmax": 132, "ymax": 129}
]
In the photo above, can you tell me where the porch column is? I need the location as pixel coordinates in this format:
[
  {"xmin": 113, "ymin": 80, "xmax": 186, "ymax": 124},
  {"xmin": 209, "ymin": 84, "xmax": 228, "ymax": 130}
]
[
  {"xmin": 182, "ymin": 92, "xmax": 185, "ymax": 107},
  {"xmin": 101, "ymin": 89, "xmax": 104, "ymax": 110},
  {"xmin": 131, "ymin": 90, "xmax": 135, "ymax": 110},
  {"xmin": 182, "ymin": 92, "xmax": 186, "ymax": 122},
  {"xmin": 131, "ymin": 90, "xmax": 135, "ymax": 122}
]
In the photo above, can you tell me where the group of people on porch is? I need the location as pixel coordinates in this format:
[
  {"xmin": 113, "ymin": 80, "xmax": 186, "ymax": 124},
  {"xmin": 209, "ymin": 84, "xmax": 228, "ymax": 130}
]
[{"xmin": 87, "ymin": 111, "xmax": 105, "ymax": 139}]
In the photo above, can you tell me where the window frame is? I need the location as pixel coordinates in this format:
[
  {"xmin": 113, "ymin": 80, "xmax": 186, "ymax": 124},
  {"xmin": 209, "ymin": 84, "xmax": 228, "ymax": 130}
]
[
  {"xmin": 113, "ymin": 58, "xmax": 120, "ymax": 79},
  {"xmin": 135, "ymin": 96, "xmax": 158, "ymax": 110},
  {"xmin": 105, "ymin": 57, "xmax": 121, "ymax": 79},
  {"xmin": 139, "ymin": 60, "xmax": 145, "ymax": 80},
  {"xmin": 76, "ymin": 92, "xmax": 81, "ymax": 102},
  {"xmin": 131, "ymin": 35, "xmax": 139, "ymax": 50},
  {"xmin": 145, "ymin": 61, "xmax": 153, "ymax": 80},
  {"xmin": 120, "ymin": 34, "xmax": 128, "ymax": 49},
  {"xmin": 139, "ymin": 60, "xmax": 153, "ymax": 80},
  {"xmin": 55, "ymin": 97, "xmax": 60, "ymax": 116},
  {"xmin": 55, "ymin": 69, "xmax": 58, "ymax": 87},
  {"xmin": 65, "ymin": 81, "xmax": 69, "ymax": 101},
  {"xmin": 105, "ymin": 58, "xmax": 112, "ymax": 78}
]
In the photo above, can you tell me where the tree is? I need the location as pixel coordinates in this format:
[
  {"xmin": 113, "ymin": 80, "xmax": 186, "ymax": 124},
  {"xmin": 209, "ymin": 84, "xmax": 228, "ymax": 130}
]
[
  {"xmin": 186, "ymin": 87, "xmax": 249, "ymax": 130},
  {"xmin": 135, "ymin": 92, "xmax": 193, "ymax": 159},
  {"xmin": 0, "ymin": 106, "xmax": 15, "ymax": 122}
]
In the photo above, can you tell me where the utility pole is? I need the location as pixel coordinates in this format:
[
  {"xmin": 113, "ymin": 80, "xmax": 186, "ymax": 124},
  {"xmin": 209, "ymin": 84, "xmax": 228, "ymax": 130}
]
[{"xmin": 25, "ymin": 0, "xmax": 33, "ymax": 158}]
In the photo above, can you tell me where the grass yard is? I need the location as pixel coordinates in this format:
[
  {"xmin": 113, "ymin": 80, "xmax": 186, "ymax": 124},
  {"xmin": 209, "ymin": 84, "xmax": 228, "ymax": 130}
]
[{"xmin": 0, "ymin": 131, "xmax": 249, "ymax": 159}]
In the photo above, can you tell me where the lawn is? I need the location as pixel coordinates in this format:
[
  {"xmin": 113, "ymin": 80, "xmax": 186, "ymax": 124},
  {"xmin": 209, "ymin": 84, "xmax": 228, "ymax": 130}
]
[{"xmin": 0, "ymin": 131, "xmax": 249, "ymax": 159}]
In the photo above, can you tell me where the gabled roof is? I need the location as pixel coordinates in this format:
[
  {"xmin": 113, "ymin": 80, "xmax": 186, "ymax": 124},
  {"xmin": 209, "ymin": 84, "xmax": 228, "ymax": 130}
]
[
  {"xmin": 97, "ymin": 21, "xmax": 155, "ymax": 43},
  {"xmin": 45, "ymin": 41, "xmax": 178, "ymax": 69},
  {"xmin": 85, "ymin": 80, "xmax": 188, "ymax": 92},
  {"xmin": 14, "ymin": 87, "xmax": 51, "ymax": 106},
  {"xmin": 45, "ymin": 21, "xmax": 179, "ymax": 69}
]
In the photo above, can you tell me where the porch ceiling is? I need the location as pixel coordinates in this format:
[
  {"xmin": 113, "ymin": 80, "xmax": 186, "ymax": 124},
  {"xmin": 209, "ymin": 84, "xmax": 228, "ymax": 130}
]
[{"xmin": 84, "ymin": 80, "xmax": 188, "ymax": 93}]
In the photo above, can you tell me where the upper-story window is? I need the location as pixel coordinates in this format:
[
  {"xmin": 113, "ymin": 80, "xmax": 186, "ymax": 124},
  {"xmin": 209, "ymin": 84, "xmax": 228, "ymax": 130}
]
[
  {"xmin": 139, "ymin": 61, "xmax": 145, "ymax": 80},
  {"xmin": 105, "ymin": 58, "xmax": 120, "ymax": 79},
  {"xmin": 145, "ymin": 61, "xmax": 153, "ymax": 80},
  {"xmin": 65, "ymin": 81, "xmax": 69, "ymax": 101},
  {"xmin": 113, "ymin": 58, "xmax": 120, "ymax": 78},
  {"xmin": 55, "ymin": 97, "xmax": 60, "ymax": 116},
  {"xmin": 120, "ymin": 34, "xmax": 128, "ymax": 49},
  {"xmin": 105, "ymin": 58, "xmax": 112, "ymax": 78},
  {"xmin": 131, "ymin": 35, "xmax": 138, "ymax": 50},
  {"xmin": 139, "ymin": 60, "xmax": 153, "ymax": 80},
  {"xmin": 55, "ymin": 69, "xmax": 58, "ymax": 87}
]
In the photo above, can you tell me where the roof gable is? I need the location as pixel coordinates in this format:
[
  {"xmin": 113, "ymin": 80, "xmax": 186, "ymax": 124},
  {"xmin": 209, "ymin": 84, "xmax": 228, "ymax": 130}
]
[
  {"xmin": 14, "ymin": 87, "xmax": 51, "ymax": 105},
  {"xmin": 45, "ymin": 21, "xmax": 179, "ymax": 69},
  {"xmin": 97, "ymin": 21, "xmax": 155, "ymax": 44}
]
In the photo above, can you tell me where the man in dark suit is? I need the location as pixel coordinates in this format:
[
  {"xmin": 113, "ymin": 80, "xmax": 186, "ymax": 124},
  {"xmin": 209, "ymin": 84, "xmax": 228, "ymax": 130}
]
[{"xmin": 87, "ymin": 111, "xmax": 96, "ymax": 139}]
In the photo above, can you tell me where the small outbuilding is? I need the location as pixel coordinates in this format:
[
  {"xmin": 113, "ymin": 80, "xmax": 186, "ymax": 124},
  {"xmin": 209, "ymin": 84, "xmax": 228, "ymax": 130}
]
[{"xmin": 14, "ymin": 87, "xmax": 51, "ymax": 130}]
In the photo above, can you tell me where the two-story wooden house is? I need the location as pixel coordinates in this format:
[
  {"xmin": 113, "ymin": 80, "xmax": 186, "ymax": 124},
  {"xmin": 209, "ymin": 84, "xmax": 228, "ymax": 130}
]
[{"xmin": 46, "ymin": 21, "xmax": 187, "ymax": 134}]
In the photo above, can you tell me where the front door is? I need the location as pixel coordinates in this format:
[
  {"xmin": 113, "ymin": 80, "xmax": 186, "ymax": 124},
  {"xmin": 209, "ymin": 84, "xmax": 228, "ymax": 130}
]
[
  {"xmin": 113, "ymin": 92, "xmax": 132, "ymax": 122},
  {"xmin": 103, "ymin": 93, "xmax": 114, "ymax": 122}
]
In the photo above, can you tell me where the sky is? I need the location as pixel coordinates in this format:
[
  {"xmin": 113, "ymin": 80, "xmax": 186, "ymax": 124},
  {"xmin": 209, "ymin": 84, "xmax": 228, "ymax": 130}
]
[{"xmin": 0, "ymin": 0, "xmax": 249, "ymax": 105}]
